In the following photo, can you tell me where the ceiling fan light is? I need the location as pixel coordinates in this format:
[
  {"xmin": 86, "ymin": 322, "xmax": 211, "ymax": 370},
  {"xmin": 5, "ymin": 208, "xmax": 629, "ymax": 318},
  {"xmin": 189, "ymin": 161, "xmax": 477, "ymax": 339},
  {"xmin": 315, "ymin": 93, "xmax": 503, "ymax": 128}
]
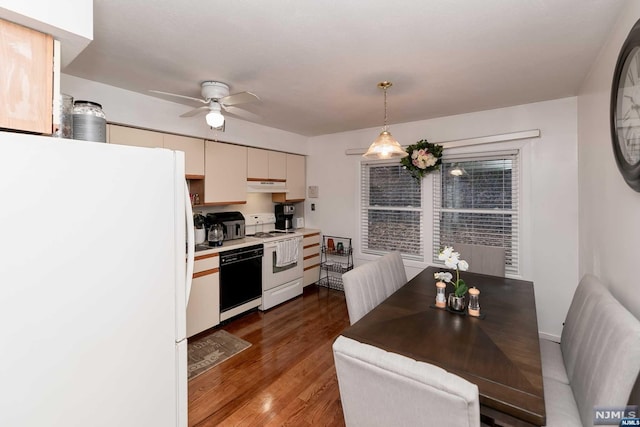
[
  {"xmin": 206, "ymin": 110, "xmax": 225, "ymax": 128},
  {"xmin": 363, "ymin": 131, "xmax": 408, "ymax": 159}
]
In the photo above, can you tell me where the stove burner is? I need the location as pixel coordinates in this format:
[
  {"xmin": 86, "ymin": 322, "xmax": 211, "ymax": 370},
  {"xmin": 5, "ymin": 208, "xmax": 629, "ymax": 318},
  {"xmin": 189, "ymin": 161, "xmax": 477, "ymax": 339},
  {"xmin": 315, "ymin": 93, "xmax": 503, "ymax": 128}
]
[{"xmin": 253, "ymin": 232, "xmax": 275, "ymax": 238}]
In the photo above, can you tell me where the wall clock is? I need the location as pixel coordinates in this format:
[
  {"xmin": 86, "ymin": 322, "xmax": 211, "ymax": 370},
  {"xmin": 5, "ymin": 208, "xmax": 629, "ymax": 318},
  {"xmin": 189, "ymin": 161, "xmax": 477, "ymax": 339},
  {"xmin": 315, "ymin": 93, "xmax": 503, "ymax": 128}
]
[{"xmin": 611, "ymin": 18, "xmax": 640, "ymax": 192}]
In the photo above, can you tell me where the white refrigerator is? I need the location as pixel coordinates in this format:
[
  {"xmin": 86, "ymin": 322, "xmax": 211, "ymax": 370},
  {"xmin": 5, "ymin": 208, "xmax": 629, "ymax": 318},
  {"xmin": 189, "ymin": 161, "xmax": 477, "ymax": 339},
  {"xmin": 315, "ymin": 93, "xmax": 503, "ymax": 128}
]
[{"xmin": 0, "ymin": 132, "xmax": 194, "ymax": 427}]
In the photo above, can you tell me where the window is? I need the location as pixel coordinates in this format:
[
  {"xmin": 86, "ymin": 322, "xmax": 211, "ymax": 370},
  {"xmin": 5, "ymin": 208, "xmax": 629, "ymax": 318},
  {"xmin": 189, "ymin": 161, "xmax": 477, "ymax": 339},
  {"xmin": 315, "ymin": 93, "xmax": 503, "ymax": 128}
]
[
  {"xmin": 360, "ymin": 161, "xmax": 423, "ymax": 260},
  {"xmin": 433, "ymin": 151, "xmax": 520, "ymax": 275}
]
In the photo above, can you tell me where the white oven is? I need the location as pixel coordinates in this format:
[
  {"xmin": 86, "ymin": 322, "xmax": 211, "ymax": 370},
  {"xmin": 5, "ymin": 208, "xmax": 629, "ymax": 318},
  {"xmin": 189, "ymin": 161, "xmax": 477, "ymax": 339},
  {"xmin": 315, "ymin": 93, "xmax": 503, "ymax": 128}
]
[{"xmin": 260, "ymin": 235, "xmax": 303, "ymax": 310}]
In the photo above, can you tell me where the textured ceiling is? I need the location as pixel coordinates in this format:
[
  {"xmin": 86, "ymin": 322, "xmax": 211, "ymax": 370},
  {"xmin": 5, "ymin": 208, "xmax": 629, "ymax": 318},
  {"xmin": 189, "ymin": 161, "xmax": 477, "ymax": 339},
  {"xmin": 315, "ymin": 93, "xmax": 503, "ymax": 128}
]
[{"xmin": 63, "ymin": 0, "xmax": 624, "ymax": 136}]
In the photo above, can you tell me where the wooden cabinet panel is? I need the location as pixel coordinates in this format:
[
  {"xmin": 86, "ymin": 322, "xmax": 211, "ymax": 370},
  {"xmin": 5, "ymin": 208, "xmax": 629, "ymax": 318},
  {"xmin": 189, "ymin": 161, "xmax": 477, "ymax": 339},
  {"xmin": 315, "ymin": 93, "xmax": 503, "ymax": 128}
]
[
  {"xmin": 302, "ymin": 231, "xmax": 321, "ymax": 287},
  {"xmin": 268, "ymin": 151, "xmax": 287, "ymax": 180},
  {"xmin": 108, "ymin": 125, "xmax": 163, "ymax": 148},
  {"xmin": 186, "ymin": 270, "xmax": 220, "ymax": 338},
  {"xmin": 205, "ymin": 141, "xmax": 247, "ymax": 205},
  {"xmin": 163, "ymin": 134, "xmax": 204, "ymax": 177},
  {"xmin": 247, "ymin": 147, "xmax": 269, "ymax": 180},
  {"xmin": 0, "ymin": 19, "xmax": 53, "ymax": 134},
  {"xmin": 247, "ymin": 148, "xmax": 286, "ymax": 181},
  {"xmin": 273, "ymin": 153, "xmax": 306, "ymax": 202},
  {"xmin": 187, "ymin": 254, "xmax": 220, "ymax": 337}
]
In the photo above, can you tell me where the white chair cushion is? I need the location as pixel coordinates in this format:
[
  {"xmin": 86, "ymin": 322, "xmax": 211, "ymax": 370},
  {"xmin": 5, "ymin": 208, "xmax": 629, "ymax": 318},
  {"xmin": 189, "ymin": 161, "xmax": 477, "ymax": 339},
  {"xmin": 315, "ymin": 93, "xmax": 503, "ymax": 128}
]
[
  {"xmin": 539, "ymin": 338, "xmax": 569, "ymax": 384},
  {"xmin": 377, "ymin": 251, "xmax": 407, "ymax": 296},
  {"xmin": 559, "ymin": 274, "xmax": 640, "ymax": 427},
  {"xmin": 333, "ymin": 336, "xmax": 480, "ymax": 427},
  {"xmin": 543, "ymin": 377, "xmax": 582, "ymax": 427},
  {"xmin": 342, "ymin": 261, "xmax": 388, "ymax": 325}
]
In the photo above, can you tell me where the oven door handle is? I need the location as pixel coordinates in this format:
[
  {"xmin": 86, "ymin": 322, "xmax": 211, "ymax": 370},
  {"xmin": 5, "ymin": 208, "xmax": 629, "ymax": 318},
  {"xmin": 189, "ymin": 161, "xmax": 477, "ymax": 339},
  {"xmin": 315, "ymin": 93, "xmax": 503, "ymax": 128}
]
[
  {"xmin": 221, "ymin": 254, "xmax": 263, "ymax": 266},
  {"xmin": 264, "ymin": 237, "xmax": 303, "ymax": 249}
]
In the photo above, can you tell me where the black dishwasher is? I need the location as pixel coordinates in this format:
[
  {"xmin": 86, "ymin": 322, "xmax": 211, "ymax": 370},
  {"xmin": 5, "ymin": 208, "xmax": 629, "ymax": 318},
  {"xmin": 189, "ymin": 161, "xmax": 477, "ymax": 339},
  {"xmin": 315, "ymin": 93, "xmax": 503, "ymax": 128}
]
[{"xmin": 219, "ymin": 244, "xmax": 264, "ymax": 315}]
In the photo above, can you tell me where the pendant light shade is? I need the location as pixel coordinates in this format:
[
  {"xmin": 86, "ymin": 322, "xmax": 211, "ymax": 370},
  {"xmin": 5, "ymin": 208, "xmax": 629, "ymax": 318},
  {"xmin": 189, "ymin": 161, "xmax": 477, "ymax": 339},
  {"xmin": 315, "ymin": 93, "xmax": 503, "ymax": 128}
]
[
  {"xmin": 205, "ymin": 103, "xmax": 225, "ymax": 128},
  {"xmin": 363, "ymin": 81, "xmax": 408, "ymax": 160}
]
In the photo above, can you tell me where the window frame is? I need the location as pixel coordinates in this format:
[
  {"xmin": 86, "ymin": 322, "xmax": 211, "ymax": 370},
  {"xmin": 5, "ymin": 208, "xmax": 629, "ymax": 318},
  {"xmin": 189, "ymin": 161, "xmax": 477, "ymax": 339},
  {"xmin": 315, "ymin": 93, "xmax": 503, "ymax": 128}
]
[
  {"xmin": 358, "ymin": 159, "xmax": 426, "ymax": 262},
  {"xmin": 431, "ymin": 140, "xmax": 531, "ymax": 280},
  {"xmin": 355, "ymin": 138, "xmax": 531, "ymax": 280}
]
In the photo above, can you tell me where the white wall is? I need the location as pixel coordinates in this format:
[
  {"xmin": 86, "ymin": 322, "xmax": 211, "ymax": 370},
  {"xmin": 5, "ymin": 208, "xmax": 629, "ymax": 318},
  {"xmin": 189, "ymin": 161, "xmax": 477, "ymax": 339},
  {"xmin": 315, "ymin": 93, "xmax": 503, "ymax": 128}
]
[
  {"xmin": 306, "ymin": 97, "xmax": 579, "ymax": 339},
  {"xmin": 578, "ymin": 1, "xmax": 640, "ymax": 320},
  {"xmin": 61, "ymin": 75, "xmax": 308, "ymax": 155}
]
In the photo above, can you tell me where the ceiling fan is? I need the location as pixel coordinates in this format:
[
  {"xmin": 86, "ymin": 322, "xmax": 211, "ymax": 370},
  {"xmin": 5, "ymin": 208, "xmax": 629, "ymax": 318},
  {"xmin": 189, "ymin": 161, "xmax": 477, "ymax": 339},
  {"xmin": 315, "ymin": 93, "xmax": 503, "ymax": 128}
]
[{"xmin": 150, "ymin": 81, "xmax": 260, "ymax": 128}]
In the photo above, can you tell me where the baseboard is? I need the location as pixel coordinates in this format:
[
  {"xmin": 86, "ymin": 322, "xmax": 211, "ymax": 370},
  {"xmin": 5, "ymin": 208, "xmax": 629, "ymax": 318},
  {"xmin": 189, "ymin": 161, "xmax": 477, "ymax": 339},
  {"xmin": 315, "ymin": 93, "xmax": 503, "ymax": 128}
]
[{"xmin": 538, "ymin": 331, "xmax": 560, "ymax": 343}]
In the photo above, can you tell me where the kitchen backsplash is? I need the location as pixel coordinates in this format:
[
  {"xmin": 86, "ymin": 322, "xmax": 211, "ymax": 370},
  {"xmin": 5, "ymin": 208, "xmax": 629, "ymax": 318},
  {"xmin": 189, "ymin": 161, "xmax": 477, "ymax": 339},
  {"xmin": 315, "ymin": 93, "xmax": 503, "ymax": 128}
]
[{"xmin": 193, "ymin": 192, "xmax": 305, "ymax": 226}]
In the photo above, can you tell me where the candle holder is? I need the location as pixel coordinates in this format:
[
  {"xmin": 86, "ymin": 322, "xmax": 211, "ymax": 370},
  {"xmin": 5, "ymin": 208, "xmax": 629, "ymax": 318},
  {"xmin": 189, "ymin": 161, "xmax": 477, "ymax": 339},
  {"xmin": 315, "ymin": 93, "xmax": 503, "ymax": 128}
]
[
  {"xmin": 435, "ymin": 281, "xmax": 447, "ymax": 308},
  {"xmin": 468, "ymin": 287, "xmax": 480, "ymax": 317}
]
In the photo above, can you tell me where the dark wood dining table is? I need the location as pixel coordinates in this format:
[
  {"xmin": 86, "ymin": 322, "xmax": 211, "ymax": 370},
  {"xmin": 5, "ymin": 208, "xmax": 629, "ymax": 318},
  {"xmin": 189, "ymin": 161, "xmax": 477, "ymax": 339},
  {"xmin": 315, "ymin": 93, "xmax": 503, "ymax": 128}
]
[{"xmin": 341, "ymin": 266, "xmax": 546, "ymax": 427}]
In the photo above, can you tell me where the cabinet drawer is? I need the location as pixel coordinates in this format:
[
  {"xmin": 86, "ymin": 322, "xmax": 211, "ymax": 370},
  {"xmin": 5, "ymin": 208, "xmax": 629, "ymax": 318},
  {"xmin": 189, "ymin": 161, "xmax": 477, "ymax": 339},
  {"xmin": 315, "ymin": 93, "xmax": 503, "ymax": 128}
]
[
  {"xmin": 194, "ymin": 253, "xmax": 219, "ymax": 275},
  {"xmin": 303, "ymin": 233, "xmax": 321, "ymax": 247},
  {"xmin": 303, "ymin": 245, "xmax": 320, "ymax": 258},
  {"xmin": 304, "ymin": 253, "xmax": 320, "ymax": 269}
]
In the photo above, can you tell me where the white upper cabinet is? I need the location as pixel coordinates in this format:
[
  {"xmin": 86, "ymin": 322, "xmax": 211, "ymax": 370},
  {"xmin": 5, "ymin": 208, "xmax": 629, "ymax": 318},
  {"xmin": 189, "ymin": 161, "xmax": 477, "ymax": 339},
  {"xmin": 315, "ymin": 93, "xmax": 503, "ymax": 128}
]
[
  {"xmin": 108, "ymin": 125, "xmax": 163, "ymax": 148},
  {"xmin": 107, "ymin": 125, "xmax": 205, "ymax": 178},
  {"xmin": 163, "ymin": 134, "xmax": 205, "ymax": 177},
  {"xmin": 273, "ymin": 153, "xmax": 306, "ymax": 202},
  {"xmin": 205, "ymin": 141, "xmax": 247, "ymax": 205},
  {"xmin": 247, "ymin": 147, "xmax": 286, "ymax": 181}
]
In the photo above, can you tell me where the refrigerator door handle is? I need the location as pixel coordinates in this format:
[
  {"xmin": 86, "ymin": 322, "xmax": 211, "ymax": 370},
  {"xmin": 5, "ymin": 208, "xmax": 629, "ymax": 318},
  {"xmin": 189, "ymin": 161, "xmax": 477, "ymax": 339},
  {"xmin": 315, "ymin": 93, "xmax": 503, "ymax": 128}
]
[{"xmin": 184, "ymin": 181, "xmax": 195, "ymax": 306}]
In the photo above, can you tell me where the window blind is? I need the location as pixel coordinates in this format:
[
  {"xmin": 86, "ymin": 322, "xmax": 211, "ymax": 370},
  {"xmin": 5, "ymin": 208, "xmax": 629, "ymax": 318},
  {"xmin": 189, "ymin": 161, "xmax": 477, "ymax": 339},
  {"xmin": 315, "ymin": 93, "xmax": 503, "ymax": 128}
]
[
  {"xmin": 433, "ymin": 151, "xmax": 520, "ymax": 275},
  {"xmin": 361, "ymin": 161, "xmax": 423, "ymax": 260}
]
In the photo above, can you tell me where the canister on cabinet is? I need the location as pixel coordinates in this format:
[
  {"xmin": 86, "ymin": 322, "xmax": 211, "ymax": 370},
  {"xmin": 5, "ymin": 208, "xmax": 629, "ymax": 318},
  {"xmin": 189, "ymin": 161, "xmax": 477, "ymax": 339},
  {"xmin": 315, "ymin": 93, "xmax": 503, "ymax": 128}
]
[{"xmin": 73, "ymin": 101, "xmax": 106, "ymax": 142}]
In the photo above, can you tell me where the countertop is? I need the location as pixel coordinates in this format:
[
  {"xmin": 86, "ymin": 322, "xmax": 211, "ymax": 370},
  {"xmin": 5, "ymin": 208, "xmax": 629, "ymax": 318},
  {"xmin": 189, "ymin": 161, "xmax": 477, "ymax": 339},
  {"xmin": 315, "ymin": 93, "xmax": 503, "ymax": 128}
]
[
  {"xmin": 194, "ymin": 237, "xmax": 264, "ymax": 256},
  {"xmin": 297, "ymin": 228, "xmax": 321, "ymax": 235},
  {"xmin": 193, "ymin": 228, "xmax": 322, "ymax": 256}
]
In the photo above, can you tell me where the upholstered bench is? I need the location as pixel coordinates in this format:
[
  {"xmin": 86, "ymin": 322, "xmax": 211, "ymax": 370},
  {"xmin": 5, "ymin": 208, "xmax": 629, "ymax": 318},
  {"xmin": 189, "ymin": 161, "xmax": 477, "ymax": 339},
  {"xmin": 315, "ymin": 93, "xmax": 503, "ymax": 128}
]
[{"xmin": 539, "ymin": 274, "xmax": 640, "ymax": 426}]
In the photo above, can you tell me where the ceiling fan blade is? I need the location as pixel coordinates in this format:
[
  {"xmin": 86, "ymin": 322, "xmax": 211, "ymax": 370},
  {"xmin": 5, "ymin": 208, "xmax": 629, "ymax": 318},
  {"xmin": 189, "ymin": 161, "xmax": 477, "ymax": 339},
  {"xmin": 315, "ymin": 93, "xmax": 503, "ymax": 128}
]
[
  {"xmin": 149, "ymin": 89, "xmax": 208, "ymax": 104},
  {"xmin": 219, "ymin": 91, "xmax": 260, "ymax": 106},
  {"xmin": 221, "ymin": 105, "xmax": 261, "ymax": 121},
  {"xmin": 180, "ymin": 106, "xmax": 210, "ymax": 118}
]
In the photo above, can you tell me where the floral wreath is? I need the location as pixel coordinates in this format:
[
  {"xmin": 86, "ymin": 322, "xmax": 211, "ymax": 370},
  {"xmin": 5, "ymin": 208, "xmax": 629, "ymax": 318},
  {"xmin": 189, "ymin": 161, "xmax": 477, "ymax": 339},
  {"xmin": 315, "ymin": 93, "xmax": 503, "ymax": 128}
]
[{"xmin": 400, "ymin": 139, "xmax": 443, "ymax": 181}]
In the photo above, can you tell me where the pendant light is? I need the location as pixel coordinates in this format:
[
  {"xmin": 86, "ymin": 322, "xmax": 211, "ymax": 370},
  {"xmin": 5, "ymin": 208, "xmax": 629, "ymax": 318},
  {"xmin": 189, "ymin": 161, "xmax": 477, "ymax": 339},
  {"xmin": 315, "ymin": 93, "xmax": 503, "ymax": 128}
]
[
  {"xmin": 363, "ymin": 81, "xmax": 408, "ymax": 160},
  {"xmin": 205, "ymin": 102, "xmax": 225, "ymax": 128}
]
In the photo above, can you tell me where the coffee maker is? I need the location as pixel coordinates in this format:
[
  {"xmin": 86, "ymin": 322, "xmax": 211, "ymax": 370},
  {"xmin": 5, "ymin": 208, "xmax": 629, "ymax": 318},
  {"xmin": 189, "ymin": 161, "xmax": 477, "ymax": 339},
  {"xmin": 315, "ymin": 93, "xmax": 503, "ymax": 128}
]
[{"xmin": 275, "ymin": 204, "xmax": 295, "ymax": 231}]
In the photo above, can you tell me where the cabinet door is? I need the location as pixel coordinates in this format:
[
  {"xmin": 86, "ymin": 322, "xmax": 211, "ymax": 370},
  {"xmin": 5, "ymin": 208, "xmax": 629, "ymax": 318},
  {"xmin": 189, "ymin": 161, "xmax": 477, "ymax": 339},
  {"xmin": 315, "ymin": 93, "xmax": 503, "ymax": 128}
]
[
  {"xmin": 108, "ymin": 124, "xmax": 163, "ymax": 148},
  {"xmin": 163, "ymin": 134, "xmax": 204, "ymax": 177},
  {"xmin": 247, "ymin": 147, "xmax": 269, "ymax": 180},
  {"xmin": 204, "ymin": 141, "xmax": 247, "ymax": 205},
  {"xmin": 0, "ymin": 19, "xmax": 53, "ymax": 134},
  {"xmin": 286, "ymin": 154, "xmax": 305, "ymax": 200},
  {"xmin": 268, "ymin": 151, "xmax": 287, "ymax": 180},
  {"xmin": 186, "ymin": 271, "xmax": 220, "ymax": 338},
  {"xmin": 247, "ymin": 148, "xmax": 286, "ymax": 181}
]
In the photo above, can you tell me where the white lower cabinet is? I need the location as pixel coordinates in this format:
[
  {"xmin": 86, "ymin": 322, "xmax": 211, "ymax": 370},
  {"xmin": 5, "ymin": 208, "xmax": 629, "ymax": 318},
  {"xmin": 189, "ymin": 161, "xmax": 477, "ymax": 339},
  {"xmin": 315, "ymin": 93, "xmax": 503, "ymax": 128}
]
[
  {"xmin": 302, "ymin": 230, "xmax": 321, "ymax": 287},
  {"xmin": 186, "ymin": 253, "xmax": 220, "ymax": 338}
]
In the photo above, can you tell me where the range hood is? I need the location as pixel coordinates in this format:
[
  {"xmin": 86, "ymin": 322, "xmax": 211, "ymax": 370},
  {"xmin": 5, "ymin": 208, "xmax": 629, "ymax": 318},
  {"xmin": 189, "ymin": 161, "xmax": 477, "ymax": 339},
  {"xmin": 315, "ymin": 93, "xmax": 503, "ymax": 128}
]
[{"xmin": 247, "ymin": 180, "xmax": 288, "ymax": 193}]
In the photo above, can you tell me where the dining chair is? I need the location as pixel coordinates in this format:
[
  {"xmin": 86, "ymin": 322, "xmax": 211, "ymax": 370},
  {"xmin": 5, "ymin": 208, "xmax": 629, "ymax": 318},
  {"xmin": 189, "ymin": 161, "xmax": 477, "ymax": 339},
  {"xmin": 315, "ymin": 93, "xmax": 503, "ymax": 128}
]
[
  {"xmin": 377, "ymin": 251, "xmax": 407, "ymax": 296},
  {"xmin": 454, "ymin": 243, "xmax": 505, "ymax": 277},
  {"xmin": 333, "ymin": 336, "xmax": 481, "ymax": 427},
  {"xmin": 342, "ymin": 261, "xmax": 387, "ymax": 325}
]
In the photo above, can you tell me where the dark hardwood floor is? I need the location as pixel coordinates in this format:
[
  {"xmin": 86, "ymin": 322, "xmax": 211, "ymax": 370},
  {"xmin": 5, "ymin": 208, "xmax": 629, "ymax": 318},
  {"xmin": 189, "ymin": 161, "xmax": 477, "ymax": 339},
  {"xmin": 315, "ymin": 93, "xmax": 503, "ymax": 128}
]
[{"xmin": 188, "ymin": 285, "xmax": 350, "ymax": 427}]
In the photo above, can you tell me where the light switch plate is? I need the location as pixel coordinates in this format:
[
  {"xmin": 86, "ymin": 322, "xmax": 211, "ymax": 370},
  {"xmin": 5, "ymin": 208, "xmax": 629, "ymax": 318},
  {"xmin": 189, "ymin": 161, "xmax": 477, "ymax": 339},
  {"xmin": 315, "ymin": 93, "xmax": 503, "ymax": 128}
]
[{"xmin": 308, "ymin": 185, "xmax": 319, "ymax": 198}]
